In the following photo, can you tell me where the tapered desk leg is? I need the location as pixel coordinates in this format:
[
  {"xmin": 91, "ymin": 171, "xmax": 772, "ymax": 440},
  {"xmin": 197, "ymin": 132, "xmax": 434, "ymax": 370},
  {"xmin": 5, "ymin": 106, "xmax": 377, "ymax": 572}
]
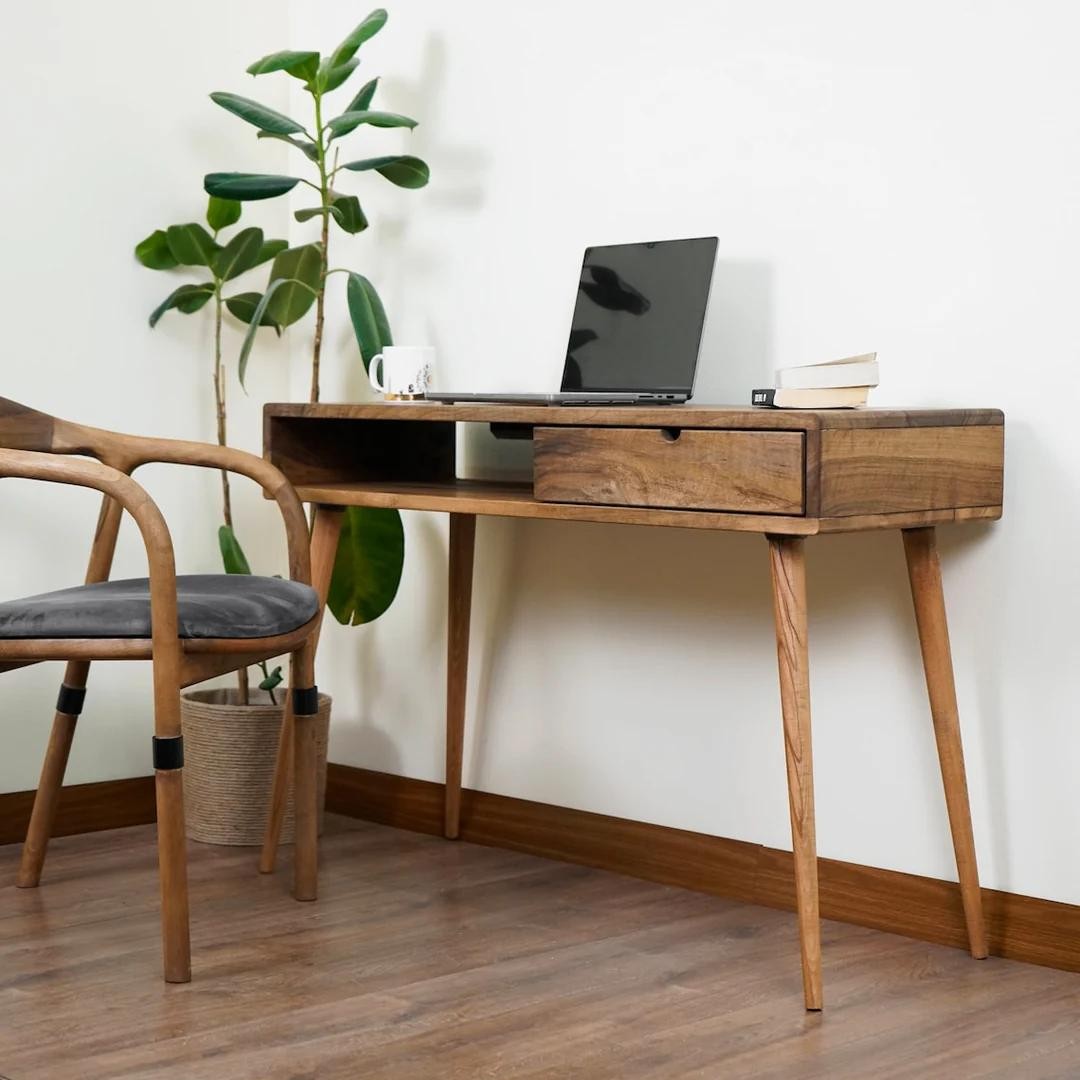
[
  {"xmin": 445, "ymin": 513, "xmax": 476, "ymax": 840},
  {"xmin": 767, "ymin": 535, "xmax": 823, "ymax": 1011},
  {"xmin": 260, "ymin": 506, "xmax": 344, "ymax": 875},
  {"xmin": 902, "ymin": 526, "xmax": 988, "ymax": 959}
]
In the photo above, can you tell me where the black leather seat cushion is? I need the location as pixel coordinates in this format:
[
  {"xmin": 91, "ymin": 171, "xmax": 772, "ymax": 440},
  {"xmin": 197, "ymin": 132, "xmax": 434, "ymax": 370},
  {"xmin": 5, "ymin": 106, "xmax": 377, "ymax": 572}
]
[{"xmin": 0, "ymin": 575, "xmax": 320, "ymax": 640}]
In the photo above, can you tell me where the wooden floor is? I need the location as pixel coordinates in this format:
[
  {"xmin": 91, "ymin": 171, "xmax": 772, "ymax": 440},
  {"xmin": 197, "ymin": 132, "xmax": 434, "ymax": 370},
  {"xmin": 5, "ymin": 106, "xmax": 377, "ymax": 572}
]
[{"xmin": 2, "ymin": 818, "xmax": 1080, "ymax": 1079}]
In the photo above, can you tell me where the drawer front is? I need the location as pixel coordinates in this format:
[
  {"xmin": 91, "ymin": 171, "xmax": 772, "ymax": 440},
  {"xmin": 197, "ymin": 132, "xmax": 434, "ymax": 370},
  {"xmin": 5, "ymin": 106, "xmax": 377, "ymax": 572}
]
[{"xmin": 533, "ymin": 427, "xmax": 805, "ymax": 514}]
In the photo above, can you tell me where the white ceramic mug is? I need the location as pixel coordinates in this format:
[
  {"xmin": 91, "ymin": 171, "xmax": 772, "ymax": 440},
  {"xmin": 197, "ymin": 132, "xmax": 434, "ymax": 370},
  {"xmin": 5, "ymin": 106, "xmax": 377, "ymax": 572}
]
[{"xmin": 368, "ymin": 345, "xmax": 434, "ymax": 400}]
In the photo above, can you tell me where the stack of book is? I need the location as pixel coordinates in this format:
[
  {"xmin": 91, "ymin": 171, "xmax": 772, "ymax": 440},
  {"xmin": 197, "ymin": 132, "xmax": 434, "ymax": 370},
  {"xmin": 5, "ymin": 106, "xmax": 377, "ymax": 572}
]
[{"xmin": 751, "ymin": 353, "xmax": 878, "ymax": 409}]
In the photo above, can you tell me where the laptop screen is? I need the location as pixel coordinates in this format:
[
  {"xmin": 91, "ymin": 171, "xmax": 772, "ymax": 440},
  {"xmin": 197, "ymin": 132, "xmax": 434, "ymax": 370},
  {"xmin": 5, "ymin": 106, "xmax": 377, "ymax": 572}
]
[{"xmin": 560, "ymin": 237, "xmax": 717, "ymax": 394}]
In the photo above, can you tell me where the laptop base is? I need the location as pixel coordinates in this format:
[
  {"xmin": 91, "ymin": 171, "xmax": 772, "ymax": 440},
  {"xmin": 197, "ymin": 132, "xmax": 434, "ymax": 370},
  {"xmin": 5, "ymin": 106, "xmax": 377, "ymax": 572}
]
[{"xmin": 425, "ymin": 391, "xmax": 687, "ymax": 406}]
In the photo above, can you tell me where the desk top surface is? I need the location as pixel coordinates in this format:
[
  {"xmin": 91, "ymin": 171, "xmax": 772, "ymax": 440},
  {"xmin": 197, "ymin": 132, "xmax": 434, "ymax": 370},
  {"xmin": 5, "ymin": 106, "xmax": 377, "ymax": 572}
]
[{"xmin": 265, "ymin": 402, "xmax": 1004, "ymax": 431}]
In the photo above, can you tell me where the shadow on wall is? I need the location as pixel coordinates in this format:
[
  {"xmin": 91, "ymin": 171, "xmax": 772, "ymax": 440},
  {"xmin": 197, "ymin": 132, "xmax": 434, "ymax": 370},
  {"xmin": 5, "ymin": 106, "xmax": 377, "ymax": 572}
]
[
  {"xmin": 695, "ymin": 259, "xmax": 775, "ymax": 402},
  {"xmin": 955, "ymin": 419, "xmax": 1077, "ymax": 896},
  {"xmin": 326, "ymin": 513, "xmax": 448, "ymax": 777},
  {"xmin": 336, "ymin": 31, "xmax": 494, "ymax": 403}
]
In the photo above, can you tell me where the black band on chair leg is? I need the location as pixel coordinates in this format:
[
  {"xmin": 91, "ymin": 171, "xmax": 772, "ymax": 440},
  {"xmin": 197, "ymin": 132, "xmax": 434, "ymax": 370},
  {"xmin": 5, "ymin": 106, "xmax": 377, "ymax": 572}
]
[
  {"xmin": 153, "ymin": 736, "xmax": 184, "ymax": 771},
  {"xmin": 293, "ymin": 686, "xmax": 319, "ymax": 716},
  {"xmin": 56, "ymin": 684, "xmax": 87, "ymax": 716}
]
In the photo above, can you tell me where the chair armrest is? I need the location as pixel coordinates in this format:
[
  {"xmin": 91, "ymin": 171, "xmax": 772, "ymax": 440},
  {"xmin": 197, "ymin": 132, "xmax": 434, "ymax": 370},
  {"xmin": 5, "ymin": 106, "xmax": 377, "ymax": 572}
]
[
  {"xmin": 113, "ymin": 437, "xmax": 312, "ymax": 587},
  {"xmin": 0, "ymin": 448, "xmax": 181, "ymax": 687}
]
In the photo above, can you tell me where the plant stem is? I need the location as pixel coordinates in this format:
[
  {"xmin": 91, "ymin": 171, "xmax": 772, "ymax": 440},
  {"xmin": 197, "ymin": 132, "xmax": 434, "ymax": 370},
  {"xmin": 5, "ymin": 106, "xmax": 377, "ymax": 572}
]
[
  {"xmin": 213, "ymin": 290, "xmax": 233, "ymax": 528},
  {"xmin": 215, "ymin": 283, "xmax": 249, "ymax": 705},
  {"xmin": 311, "ymin": 88, "xmax": 330, "ymax": 405}
]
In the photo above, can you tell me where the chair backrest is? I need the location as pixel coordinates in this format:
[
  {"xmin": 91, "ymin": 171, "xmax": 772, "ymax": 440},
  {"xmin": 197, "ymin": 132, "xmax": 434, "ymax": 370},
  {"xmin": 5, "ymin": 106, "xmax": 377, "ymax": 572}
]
[
  {"xmin": 0, "ymin": 396, "xmax": 114, "ymax": 462},
  {"xmin": 0, "ymin": 397, "xmax": 58, "ymax": 452}
]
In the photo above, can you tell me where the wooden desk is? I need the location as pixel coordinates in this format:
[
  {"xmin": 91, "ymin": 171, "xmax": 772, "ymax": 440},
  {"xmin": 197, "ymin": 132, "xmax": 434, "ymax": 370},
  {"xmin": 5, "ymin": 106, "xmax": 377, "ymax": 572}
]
[{"xmin": 263, "ymin": 402, "xmax": 1005, "ymax": 1010}]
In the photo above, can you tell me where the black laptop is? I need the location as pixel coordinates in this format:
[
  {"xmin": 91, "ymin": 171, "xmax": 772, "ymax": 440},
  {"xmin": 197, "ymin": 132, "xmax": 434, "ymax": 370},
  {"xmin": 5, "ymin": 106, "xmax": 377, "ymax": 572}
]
[{"xmin": 427, "ymin": 236, "xmax": 718, "ymax": 405}]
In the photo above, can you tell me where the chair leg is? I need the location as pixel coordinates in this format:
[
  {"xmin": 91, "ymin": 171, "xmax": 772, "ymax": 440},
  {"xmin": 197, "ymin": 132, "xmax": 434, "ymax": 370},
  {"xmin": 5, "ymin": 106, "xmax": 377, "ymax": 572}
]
[
  {"xmin": 16, "ymin": 662, "xmax": 90, "ymax": 888},
  {"xmin": 291, "ymin": 638, "xmax": 319, "ymax": 902},
  {"xmin": 258, "ymin": 695, "xmax": 295, "ymax": 875},
  {"xmin": 152, "ymin": 668, "xmax": 190, "ymax": 983},
  {"xmin": 261, "ymin": 506, "xmax": 343, "ymax": 875},
  {"xmin": 154, "ymin": 761, "xmax": 191, "ymax": 983}
]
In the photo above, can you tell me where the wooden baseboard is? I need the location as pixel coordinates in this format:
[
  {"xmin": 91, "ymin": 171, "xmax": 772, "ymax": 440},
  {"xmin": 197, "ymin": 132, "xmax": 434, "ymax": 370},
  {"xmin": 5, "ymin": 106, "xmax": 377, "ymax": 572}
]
[
  {"xmin": 327, "ymin": 763, "xmax": 1080, "ymax": 975},
  {"xmin": 0, "ymin": 776, "xmax": 155, "ymax": 847}
]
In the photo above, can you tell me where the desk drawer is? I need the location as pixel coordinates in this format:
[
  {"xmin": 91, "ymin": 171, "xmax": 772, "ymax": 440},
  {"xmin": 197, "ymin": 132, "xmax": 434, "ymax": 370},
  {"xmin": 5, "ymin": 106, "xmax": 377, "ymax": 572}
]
[{"xmin": 533, "ymin": 427, "xmax": 805, "ymax": 514}]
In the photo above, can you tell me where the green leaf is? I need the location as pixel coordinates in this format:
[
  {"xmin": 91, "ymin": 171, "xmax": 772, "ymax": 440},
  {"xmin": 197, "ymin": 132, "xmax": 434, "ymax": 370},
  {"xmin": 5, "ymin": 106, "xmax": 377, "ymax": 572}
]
[
  {"xmin": 326, "ymin": 110, "xmax": 417, "ymax": 140},
  {"xmin": 317, "ymin": 57, "xmax": 359, "ymax": 94},
  {"xmin": 134, "ymin": 229, "xmax": 178, "ymax": 270},
  {"xmin": 236, "ymin": 275, "xmax": 317, "ymax": 386},
  {"xmin": 256, "ymin": 131, "xmax": 320, "ymax": 161},
  {"xmin": 225, "ymin": 291, "xmax": 282, "ymax": 334},
  {"xmin": 346, "ymin": 272, "xmax": 391, "ymax": 371},
  {"xmin": 341, "ymin": 154, "xmax": 430, "ymax": 189},
  {"xmin": 346, "ymin": 77, "xmax": 379, "ymax": 113},
  {"xmin": 209, "ymin": 92, "xmax": 307, "ymax": 136},
  {"xmin": 246, "ymin": 50, "xmax": 320, "ymax": 81},
  {"xmin": 329, "ymin": 192, "xmax": 368, "ymax": 234},
  {"xmin": 293, "ymin": 195, "xmax": 368, "ymax": 235},
  {"xmin": 204, "ymin": 172, "xmax": 302, "ymax": 201},
  {"xmin": 253, "ymin": 238, "xmax": 289, "ymax": 268},
  {"xmin": 258, "ymin": 665, "xmax": 284, "ymax": 692},
  {"xmin": 328, "ymin": 9, "xmax": 388, "ymax": 70},
  {"xmin": 164, "ymin": 223, "xmax": 220, "ymax": 267},
  {"xmin": 218, "ymin": 524, "xmax": 253, "ymax": 574},
  {"xmin": 206, "ymin": 196, "xmax": 241, "ymax": 231},
  {"xmin": 148, "ymin": 283, "xmax": 215, "ymax": 327},
  {"xmin": 327, "ymin": 506, "xmax": 404, "ymax": 626},
  {"xmin": 212, "ymin": 227, "xmax": 265, "ymax": 281},
  {"xmin": 266, "ymin": 244, "xmax": 322, "ymax": 327},
  {"xmin": 293, "ymin": 206, "xmax": 330, "ymax": 223}
]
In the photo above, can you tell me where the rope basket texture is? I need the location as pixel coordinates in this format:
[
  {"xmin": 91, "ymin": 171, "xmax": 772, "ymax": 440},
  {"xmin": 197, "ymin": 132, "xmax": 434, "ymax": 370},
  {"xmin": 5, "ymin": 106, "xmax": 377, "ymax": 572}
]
[{"xmin": 180, "ymin": 688, "xmax": 331, "ymax": 846}]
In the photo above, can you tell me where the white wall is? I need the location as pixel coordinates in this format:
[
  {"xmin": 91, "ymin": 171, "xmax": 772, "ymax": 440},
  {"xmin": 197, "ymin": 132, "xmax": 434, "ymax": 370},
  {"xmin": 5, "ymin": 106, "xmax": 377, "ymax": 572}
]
[
  {"xmin": 306, "ymin": 0, "xmax": 1080, "ymax": 906},
  {"xmin": 0, "ymin": 0, "xmax": 292, "ymax": 789},
  {"xmin": 3, "ymin": 1, "xmax": 1079, "ymax": 908}
]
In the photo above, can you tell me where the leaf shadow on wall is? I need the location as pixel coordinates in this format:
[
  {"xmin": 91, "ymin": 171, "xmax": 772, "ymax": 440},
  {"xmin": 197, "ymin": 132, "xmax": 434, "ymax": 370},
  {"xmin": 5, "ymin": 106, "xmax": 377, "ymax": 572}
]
[{"xmin": 334, "ymin": 31, "xmax": 494, "ymax": 403}]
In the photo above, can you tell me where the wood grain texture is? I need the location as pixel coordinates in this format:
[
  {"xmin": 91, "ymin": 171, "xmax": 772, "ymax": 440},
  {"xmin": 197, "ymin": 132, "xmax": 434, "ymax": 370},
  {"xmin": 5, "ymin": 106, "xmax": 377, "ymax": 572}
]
[
  {"xmin": 153, "ymin": 768, "xmax": 190, "ymax": 983},
  {"xmin": 0, "ymin": 395, "xmax": 55, "ymax": 450},
  {"xmin": 326, "ymin": 765, "xmax": 1080, "ymax": 977},
  {"xmin": 767, "ymin": 535, "xmax": 822, "ymax": 1009},
  {"xmin": 264, "ymin": 400, "xmax": 1005, "ymax": 534},
  {"xmin": 819, "ymin": 425, "xmax": 1004, "ymax": 516},
  {"xmin": 266, "ymin": 400, "xmax": 1004, "ymax": 431},
  {"xmin": 0, "ymin": 775, "xmax": 155, "ymax": 846},
  {"xmin": 444, "ymin": 514, "xmax": 476, "ymax": 840},
  {"xmin": 292, "ymin": 478, "xmax": 821, "ymax": 534},
  {"xmin": 903, "ymin": 526, "xmax": 988, "ymax": 959},
  {"xmin": 534, "ymin": 427, "xmax": 805, "ymax": 513},
  {"xmin": 3, "ymin": 816, "xmax": 1079, "ymax": 1079},
  {"xmin": 290, "ymin": 481, "xmax": 1003, "ymax": 536}
]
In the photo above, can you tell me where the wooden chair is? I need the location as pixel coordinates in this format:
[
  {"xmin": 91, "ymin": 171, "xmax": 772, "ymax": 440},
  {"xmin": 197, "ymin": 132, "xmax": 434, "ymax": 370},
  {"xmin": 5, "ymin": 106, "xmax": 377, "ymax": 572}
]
[{"xmin": 0, "ymin": 396, "xmax": 324, "ymax": 983}]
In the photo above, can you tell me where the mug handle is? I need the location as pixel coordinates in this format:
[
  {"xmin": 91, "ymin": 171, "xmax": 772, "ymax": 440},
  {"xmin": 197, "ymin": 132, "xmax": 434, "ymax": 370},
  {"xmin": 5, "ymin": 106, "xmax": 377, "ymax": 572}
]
[{"xmin": 368, "ymin": 353, "xmax": 386, "ymax": 394}]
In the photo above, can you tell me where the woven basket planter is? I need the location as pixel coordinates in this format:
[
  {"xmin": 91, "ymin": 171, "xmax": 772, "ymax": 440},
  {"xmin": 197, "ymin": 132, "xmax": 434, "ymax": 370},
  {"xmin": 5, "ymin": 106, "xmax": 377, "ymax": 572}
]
[{"xmin": 180, "ymin": 688, "xmax": 331, "ymax": 846}]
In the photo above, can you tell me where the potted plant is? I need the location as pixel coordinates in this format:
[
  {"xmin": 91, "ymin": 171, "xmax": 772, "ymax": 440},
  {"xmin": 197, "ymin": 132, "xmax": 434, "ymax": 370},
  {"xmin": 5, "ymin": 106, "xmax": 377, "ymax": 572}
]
[{"xmin": 135, "ymin": 7, "xmax": 428, "ymax": 844}]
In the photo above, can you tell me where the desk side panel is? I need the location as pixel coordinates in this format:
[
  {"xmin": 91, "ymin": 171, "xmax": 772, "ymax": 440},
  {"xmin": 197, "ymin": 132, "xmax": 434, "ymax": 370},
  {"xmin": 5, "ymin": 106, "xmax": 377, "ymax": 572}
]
[{"xmin": 819, "ymin": 425, "xmax": 1004, "ymax": 517}]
